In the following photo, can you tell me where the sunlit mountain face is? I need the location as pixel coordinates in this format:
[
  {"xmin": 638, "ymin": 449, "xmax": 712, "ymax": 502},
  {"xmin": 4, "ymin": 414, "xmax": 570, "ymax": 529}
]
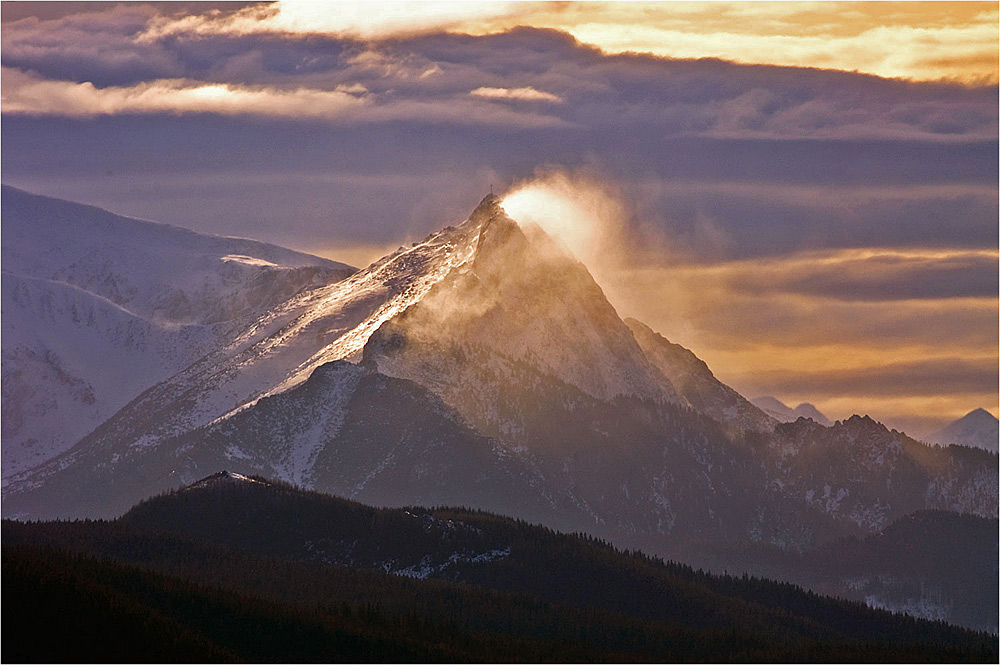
[{"xmin": 1, "ymin": 2, "xmax": 997, "ymax": 659}]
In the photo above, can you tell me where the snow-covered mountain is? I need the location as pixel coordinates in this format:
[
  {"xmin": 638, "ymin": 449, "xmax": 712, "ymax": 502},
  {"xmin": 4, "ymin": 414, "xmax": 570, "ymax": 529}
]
[
  {"xmin": 1, "ymin": 186, "xmax": 353, "ymax": 478},
  {"xmin": 2, "ymin": 196, "xmax": 491, "ymax": 498},
  {"xmin": 2, "ymin": 273, "xmax": 220, "ymax": 476},
  {"xmin": 3, "ymin": 195, "xmax": 689, "ymax": 527},
  {"xmin": 365, "ymin": 195, "xmax": 681, "ymax": 431},
  {"xmin": 2, "ymin": 190, "xmax": 996, "ymax": 587},
  {"xmin": 925, "ymin": 409, "xmax": 999, "ymax": 453},
  {"xmin": 751, "ymin": 396, "xmax": 832, "ymax": 426}
]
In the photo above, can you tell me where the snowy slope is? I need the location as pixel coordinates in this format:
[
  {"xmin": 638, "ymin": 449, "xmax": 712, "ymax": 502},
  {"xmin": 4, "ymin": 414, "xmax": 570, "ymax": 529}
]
[
  {"xmin": 924, "ymin": 409, "xmax": 999, "ymax": 453},
  {"xmin": 1, "ymin": 195, "xmax": 488, "ymax": 505},
  {"xmin": 1, "ymin": 360, "xmax": 570, "ymax": 523},
  {"xmin": 2, "ymin": 185, "xmax": 352, "ymax": 324},
  {"xmin": 1, "ymin": 274, "xmax": 221, "ymax": 476},
  {"xmin": 1, "ymin": 186, "xmax": 352, "ymax": 478}
]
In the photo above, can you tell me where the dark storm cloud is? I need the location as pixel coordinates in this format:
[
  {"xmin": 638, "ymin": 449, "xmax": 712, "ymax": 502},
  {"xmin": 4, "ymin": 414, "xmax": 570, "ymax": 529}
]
[
  {"xmin": 1, "ymin": 4, "xmax": 179, "ymax": 85},
  {"xmin": 3, "ymin": 115, "xmax": 998, "ymax": 259},
  {"xmin": 0, "ymin": 2, "xmax": 260, "ymax": 24}
]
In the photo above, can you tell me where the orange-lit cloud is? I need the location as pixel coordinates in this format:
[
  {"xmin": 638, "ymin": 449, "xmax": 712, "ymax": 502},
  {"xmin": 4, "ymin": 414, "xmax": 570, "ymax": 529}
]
[
  {"xmin": 470, "ymin": 86, "xmax": 562, "ymax": 103},
  {"xmin": 140, "ymin": 1, "xmax": 999, "ymax": 83},
  {"xmin": 5, "ymin": 6, "xmax": 994, "ymax": 140},
  {"xmin": 138, "ymin": 1, "xmax": 531, "ymax": 41},
  {"xmin": 493, "ymin": 2, "xmax": 1000, "ymax": 84},
  {"xmin": 0, "ymin": 68, "xmax": 368, "ymax": 118},
  {"xmin": 608, "ymin": 261, "xmax": 998, "ymax": 435},
  {"xmin": 0, "ymin": 67, "xmax": 569, "ymax": 127}
]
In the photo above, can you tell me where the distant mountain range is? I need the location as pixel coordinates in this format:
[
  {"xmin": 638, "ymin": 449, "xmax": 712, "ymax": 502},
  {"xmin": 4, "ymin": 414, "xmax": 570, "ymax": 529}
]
[
  {"xmin": 751, "ymin": 398, "xmax": 999, "ymax": 454},
  {"xmin": 4, "ymin": 474, "xmax": 996, "ymax": 661},
  {"xmin": 750, "ymin": 396, "xmax": 833, "ymax": 426},
  {"xmin": 925, "ymin": 409, "xmax": 999, "ymax": 453},
  {"xmin": 2, "ymin": 186, "xmax": 996, "ymax": 634}
]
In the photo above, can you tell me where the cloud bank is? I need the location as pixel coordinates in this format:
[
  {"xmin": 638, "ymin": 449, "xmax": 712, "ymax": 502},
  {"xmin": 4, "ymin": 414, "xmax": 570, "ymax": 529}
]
[
  {"xmin": 2, "ymin": 8, "xmax": 996, "ymax": 140},
  {"xmin": 121, "ymin": 1, "xmax": 1000, "ymax": 83}
]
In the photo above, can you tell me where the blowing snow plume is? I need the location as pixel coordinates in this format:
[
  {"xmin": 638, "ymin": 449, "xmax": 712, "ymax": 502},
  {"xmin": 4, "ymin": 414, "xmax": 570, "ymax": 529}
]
[
  {"xmin": 499, "ymin": 169, "xmax": 702, "ymax": 348},
  {"xmin": 501, "ymin": 170, "xmax": 633, "ymax": 277},
  {"xmin": 364, "ymin": 191, "xmax": 680, "ymax": 415}
]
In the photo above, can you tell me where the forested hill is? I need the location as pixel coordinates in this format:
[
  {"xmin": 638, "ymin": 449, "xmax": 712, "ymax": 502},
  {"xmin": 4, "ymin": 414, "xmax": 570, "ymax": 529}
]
[{"xmin": 3, "ymin": 472, "xmax": 996, "ymax": 663}]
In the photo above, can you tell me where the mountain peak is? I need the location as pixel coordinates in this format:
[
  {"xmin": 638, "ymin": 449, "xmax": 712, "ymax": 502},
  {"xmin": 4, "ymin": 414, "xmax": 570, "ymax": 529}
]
[
  {"xmin": 364, "ymin": 191, "xmax": 682, "ymax": 418},
  {"xmin": 185, "ymin": 470, "xmax": 270, "ymax": 490},
  {"xmin": 964, "ymin": 408, "xmax": 997, "ymax": 422},
  {"xmin": 470, "ymin": 192, "xmax": 504, "ymax": 225},
  {"xmin": 925, "ymin": 408, "xmax": 998, "ymax": 452},
  {"xmin": 473, "ymin": 205, "xmax": 526, "ymax": 282}
]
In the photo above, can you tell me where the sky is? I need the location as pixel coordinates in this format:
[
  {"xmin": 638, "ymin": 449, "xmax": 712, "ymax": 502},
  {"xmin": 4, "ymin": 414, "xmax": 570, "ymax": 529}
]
[{"xmin": 1, "ymin": 1, "xmax": 997, "ymax": 436}]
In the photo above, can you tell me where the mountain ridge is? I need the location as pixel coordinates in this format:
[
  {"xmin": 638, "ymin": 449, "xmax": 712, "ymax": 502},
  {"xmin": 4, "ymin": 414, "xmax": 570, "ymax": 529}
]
[
  {"xmin": 626, "ymin": 318, "xmax": 775, "ymax": 433},
  {"xmin": 5, "ymin": 473, "xmax": 997, "ymax": 644}
]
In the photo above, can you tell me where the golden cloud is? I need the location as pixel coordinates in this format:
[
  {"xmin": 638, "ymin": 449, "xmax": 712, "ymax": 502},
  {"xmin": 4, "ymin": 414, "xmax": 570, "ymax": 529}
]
[
  {"xmin": 0, "ymin": 68, "xmax": 368, "ymax": 118},
  {"xmin": 470, "ymin": 86, "xmax": 563, "ymax": 103},
  {"xmin": 0, "ymin": 68, "xmax": 568, "ymax": 127},
  {"xmin": 140, "ymin": 1, "xmax": 999, "ymax": 83},
  {"xmin": 138, "ymin": 1, "xmax": 533, "ymax": 41}
]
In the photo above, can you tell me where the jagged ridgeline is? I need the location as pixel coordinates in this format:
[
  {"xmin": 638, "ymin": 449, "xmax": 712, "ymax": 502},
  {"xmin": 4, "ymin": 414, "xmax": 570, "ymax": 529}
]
[
  {"xmin": 3, "ymin": 188, "xmax": 998, "ymax": 633},
  {"xmin": 4, "ymin": 474, "xmax": 996, "ymax": 663}
]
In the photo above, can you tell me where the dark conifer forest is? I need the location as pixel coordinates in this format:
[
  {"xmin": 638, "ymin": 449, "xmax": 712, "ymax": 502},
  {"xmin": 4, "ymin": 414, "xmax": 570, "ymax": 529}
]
[{"xmin": 4, "ymin": 474, "xmax": 996, "ymax": 663}]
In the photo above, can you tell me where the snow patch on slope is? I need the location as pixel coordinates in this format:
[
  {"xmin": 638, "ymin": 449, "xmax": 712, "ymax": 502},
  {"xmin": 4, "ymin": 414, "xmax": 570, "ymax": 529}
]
[{"xmin": 393, "ymin": 547, "xmax": 512, "ymax": 580}]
